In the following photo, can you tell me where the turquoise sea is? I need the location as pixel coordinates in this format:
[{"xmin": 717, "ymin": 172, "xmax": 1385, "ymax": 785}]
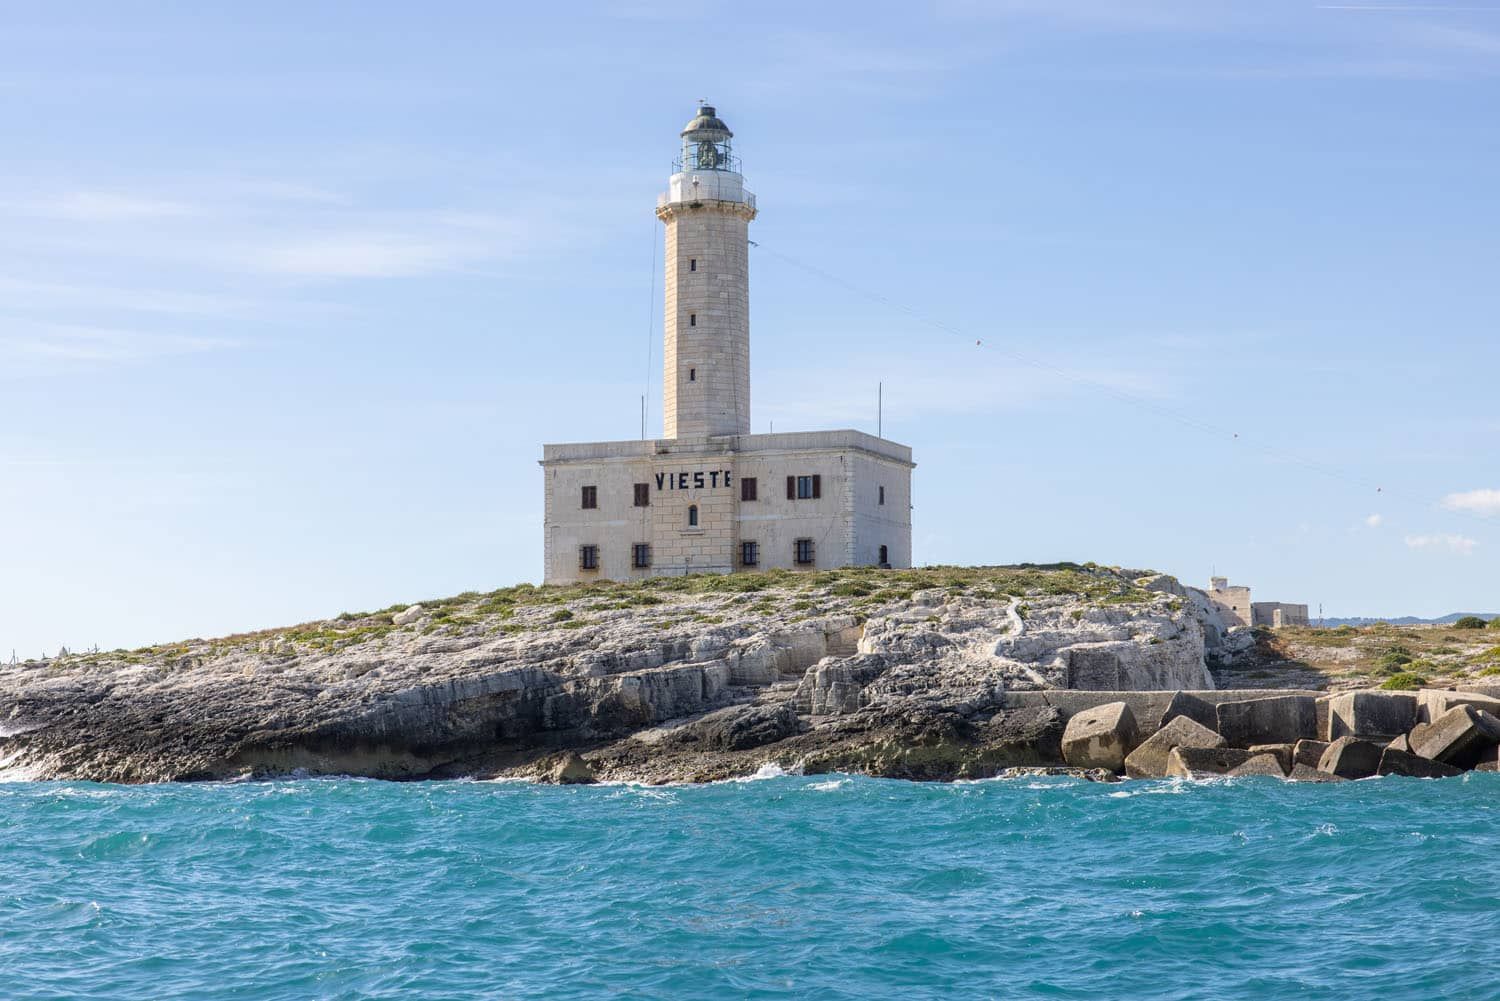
[{"xmin": 2, "ymin": 771, "xmax": 1497, "ymax": 1000}]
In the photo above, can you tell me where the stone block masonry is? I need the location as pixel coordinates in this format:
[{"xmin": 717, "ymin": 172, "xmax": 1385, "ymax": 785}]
[{"xmin": 539, "ymin": 105, "xmax": 913, "ymax": 584}]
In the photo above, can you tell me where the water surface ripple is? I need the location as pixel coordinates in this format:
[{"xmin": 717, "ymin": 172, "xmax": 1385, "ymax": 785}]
[{"xmin": 2, "ymin": 773, "xmax": 1496, "ymax": 1000}]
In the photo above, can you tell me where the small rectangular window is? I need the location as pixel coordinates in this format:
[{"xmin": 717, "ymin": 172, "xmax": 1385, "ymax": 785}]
[
  {"xmin": 741, "ymin": 541, "xmax": 759, "ymax": 567},
  {"xmin": 786, "ymin": 475, "xmax": 795, "ymax": 500},
  {"xmin": 689, "ymin": 313, "xmax": 696, "ymax": 327},
  {"xmin": 795, "ymin": 538, "xmax": 815, "ymax": 566},
  {"xmin": 879, "ymin": 485, "xmax": 885, "ymax": 505},
  {"xmin": 689, "ymin": 368, "xmax": 696, "ymax": 382},
  {"xmin": 690, "ymin": 258, "xmax": 697, "ymax": 272},
  {"xmin": 632, "ymin": 543, "xmax": 651, "ymax": 569},
  {"xmin": 634, "ymin": 483, "xmax": 649, "ymax": 507},
  {"xmin": 579, "ymin": 545, "xmax": 599, "ymax": 570},
  {"xmin": 581, "ymin": 485, "xmax": 597, "ymax": 510},
  {"xmin": 741, "ymin": 477, "xmax": 757, "ymax": 502},
  {"xmin": 796, "ymin": 475, "xmax": 820, "ymax": 500}
]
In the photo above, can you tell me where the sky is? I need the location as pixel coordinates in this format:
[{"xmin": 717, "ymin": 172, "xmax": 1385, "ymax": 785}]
[{"xmin": 2, "ymin": 0, "xmax": 1497, "ymax": 657}]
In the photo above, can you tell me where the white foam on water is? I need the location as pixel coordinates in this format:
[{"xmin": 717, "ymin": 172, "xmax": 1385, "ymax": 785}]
[
  {"xmin": 0, "ymin": 748, "xmax": 45, "ymax": 782},
  {"xmin": 807, "ymin": 778, "xmax": 849, "ymax": 792}
]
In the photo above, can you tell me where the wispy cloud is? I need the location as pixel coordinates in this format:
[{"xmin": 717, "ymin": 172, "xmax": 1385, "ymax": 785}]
[
  {"xmin": 1405, "ymin": 532, "xmax": 1479, "ymax": 555},
  {"xmin": 1442, "ymin": 488, "xmax": 1500, "ymax": 516},
  {"xmin": 0, "ymin": 319, "xmax": 235, "ymax": 364},
  {"xmin": 1365, "ymin": 513, "xmax": 1384, "ymax": 527},
  {"xmin": 255, "ymin": 231, "xmax": 490, "ymax": 279},
  {"xmin": 45, "ymin": 190, "xmax": 198, "ymax": 222}
]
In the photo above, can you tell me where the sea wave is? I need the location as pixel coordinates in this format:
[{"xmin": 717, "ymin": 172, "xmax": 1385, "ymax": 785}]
[{"xmin": 1, "ymin": 774, "xmax": 1498, "ymax": 999}]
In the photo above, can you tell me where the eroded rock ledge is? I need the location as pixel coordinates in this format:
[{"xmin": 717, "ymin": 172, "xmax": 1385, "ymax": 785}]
[{"xmin": 0, "ymin": 564, "xmax": 1242, "ymax": 784}]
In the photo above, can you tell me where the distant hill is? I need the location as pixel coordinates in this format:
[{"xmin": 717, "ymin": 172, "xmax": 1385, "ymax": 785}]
[{"xmin": 1320, "ymin": 613, "xmax": 1497, "ymax": 627}]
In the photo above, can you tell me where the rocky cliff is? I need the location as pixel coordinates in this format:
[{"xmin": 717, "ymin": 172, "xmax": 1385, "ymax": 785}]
[{"xmin": 0, "ymin": 564, "xmax": 1237, "ymax": 784}]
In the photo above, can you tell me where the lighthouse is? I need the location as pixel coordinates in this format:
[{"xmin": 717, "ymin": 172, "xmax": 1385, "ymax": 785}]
[
  {"xmin": 658, "ymin": 106, "xmax": 755, "ymax": 439},
  {"xmin": 540, "ymin": 105, "xmax": 914, "ymax": 583}
]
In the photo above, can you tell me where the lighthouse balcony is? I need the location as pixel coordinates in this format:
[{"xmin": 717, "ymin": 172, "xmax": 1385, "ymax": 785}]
[{"xmin": 660, "ymin": 170, "xmax": 754, "ymax": 208}]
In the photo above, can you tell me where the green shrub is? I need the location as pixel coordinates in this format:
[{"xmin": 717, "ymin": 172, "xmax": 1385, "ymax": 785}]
[
  {"xmin": 1489, "ymin": 616, "xmax": 1500, "ymax": 630},
  {"xmin": 1455, "ymin": 616, "xmax": 1487, "ymax": 630},
  {"xmin": 549, "ymin": 609, "xmax": 574, "ymax": 623},
  {"xmin": 1375, "ymin": 647, "xmax": 1413, "ymax": 674},
  {"xmin": 1381, "ymin": 672, "xmax": 1427, "ymax": 691}
]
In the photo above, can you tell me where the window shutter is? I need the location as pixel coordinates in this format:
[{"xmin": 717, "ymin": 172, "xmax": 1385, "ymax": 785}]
[
  {"xmin": 812, "ymin": 475, "xmax": 821, "ymax": 499},
  {"xmin": 786, "ymin": 476, "xmax": 795, "ymax": 500}
]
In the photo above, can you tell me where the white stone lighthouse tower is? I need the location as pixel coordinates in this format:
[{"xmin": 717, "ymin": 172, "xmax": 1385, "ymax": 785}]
[{"xmin": 656, "ymin": 105, "xmax": 756, "ymax": 439}]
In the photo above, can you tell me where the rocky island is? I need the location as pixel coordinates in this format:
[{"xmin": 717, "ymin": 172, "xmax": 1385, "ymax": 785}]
[{"xmin": 4, "ymin": 564, "xmax": 1498, "ymax": 785}]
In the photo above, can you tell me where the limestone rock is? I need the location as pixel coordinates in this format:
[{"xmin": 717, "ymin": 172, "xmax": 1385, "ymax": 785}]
[
  {"xmin": 550, "ymin": 752, "xmax": 595, "ymax": 784},
  {"xmin": 1124, "ymin": 715, "xmax": 1224, "ymax": 779},
  {"xmin": 1165, "ymin": 746, "xmax": 1257, "ymax": 778},
  {"xmin": 1386, "ymin": 733, "xmax": 1411, "ymax": 754},
  {"xmin": 1060, "ymin": 702, "xmax": 1139, "ymax": 771},
  {"xmin": 1288, "ymin": 763, "xmax": 1344, "ymax": 783},
  {"xmin": 677, "ymin": 703, "xmax": 799, "ymax": 752},
  {"xmin": 1378, "ymin": 748, "xmax": 1462, "ymax": 779},
  {"xmin": 1327, "ymin": 691, "xmax": 1417, "ymax": 740},
  {"xmin": 1317, "ymin": 737, "xmax": 1383, "ymax": 780},
  {"xmin": 0, "ymin": 566, "xmax": 1223, "ymax": 784},
  {"xmin": 1215, "ymin": 695, "xmax": 1317, "ymax": 747},
  {"xmin": 391, "ymin": 604, "xmax": 425, "ymax": 626}
]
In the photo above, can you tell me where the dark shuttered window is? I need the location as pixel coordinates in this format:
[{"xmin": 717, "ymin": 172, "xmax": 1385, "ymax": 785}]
[
  {"xmin": 579, "ymin": 545, "xmax": 599, "ymax": 570},
  {"xmin": 581, "ymin": 485, "xmax": 597, "ymax": 510},
  {"xmin": 794, "ymin": 538, "xmax": 815, "ymax": 565},
  {"xmin": 634, "ymin": 483, "xmax": 649, "ymax": 507},
  {"xmin": 632, "ymin": 544, "xmax": 651, "ymax": 569},
  {"xmin": 688, "ymin": 505, "xmax": 698, "ymax": 527},
  {"xmin": 741, "ymin": 541, "xmax": 758, "ymax": 567},
  {"xmin": 741, "ymin": 477, "xmax": 757, "ymax": 502},
  {"xmin": 789, "ymin": 475, "xmax": 821, "ymax": 500}
]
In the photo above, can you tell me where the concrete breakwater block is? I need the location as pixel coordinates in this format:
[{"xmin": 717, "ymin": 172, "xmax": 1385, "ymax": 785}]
[
  {"xmin": 1215, "ymin": 695, "xmax": 1318, "ymax": 746},
  {"xmin": 1002, "ymin": 690, "xmax": 1326, "ymax": 739},
  {"xmin": 1317, "ymin": 737, "xmax": 1384, "ymax": 780},
  {"xmin": 1411, "ymin": 705, "xmax": 1500, "ymax": 767},
  {"xmin": 1166, "ymin": 746, "xmax": 1257, "ymax": 778},
  {"xmin": 1160, "ymin": 691, "xmax": 1218, "ymax": 732},
  {"xmin": 1293, "ymin": 739, "xmax": 1330, "ymax": 770},
  {"xmin": 1060, "ymin": 702, "xmax": 1139, "ymax": 771},
  {"xmin": 1327, "ymin": 692, "xmax": 1417, "ymax": 741},
  {"xmin": 1249, "ymin": 743, "xmax": 1295, "ymax": 774},
  {"xmin": 1124, "ymin": 716, "xmax": 1224, "ymax": 779},
  {"xmin": 1228, "ymin": 753, "xmax": 1287, "ymax": 777},
  {"xmin": 1378, "ymin": 748, "xmax": 1462, "ymax": 779},
  {"xmin": 1417, "ymin": 690, "xmax": 1500, "ymax": 725}
]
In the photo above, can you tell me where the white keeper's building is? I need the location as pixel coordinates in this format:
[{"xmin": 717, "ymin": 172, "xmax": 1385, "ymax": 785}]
[{"xmin": 541, "ymin": 105, "xmax": 914, "ymax": 584}]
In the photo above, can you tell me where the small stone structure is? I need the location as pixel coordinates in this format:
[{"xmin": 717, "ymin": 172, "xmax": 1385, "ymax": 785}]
[{"xmin": 1205, "ymin": 577, "xmax": 1308, "ymax": 629}]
